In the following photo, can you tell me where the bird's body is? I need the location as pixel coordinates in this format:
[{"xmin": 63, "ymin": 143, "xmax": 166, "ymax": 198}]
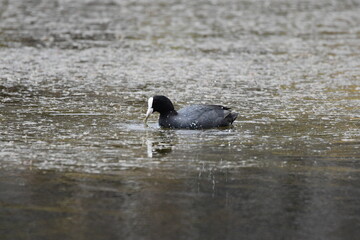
[{"xmin": 144, "ymin": 96, "xmax": 238, "ymax": 129}]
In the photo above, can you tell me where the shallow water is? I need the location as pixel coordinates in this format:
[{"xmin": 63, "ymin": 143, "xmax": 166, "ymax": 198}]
[{"xmin": 1, "ymin": 0, "xmax": 360, "ymax": 239}]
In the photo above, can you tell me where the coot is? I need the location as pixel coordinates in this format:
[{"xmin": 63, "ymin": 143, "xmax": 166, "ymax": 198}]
[{"xmin": 144, "ymin": 95, "xmax": 238, "ymax": 129}]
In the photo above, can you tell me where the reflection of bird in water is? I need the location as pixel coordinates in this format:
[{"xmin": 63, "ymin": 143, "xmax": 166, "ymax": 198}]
[
  {"xmin": 144, "ymin": 95, "xmax": 238, "ymax": 129},
  {"xmin": 146, "ymin": 134, "xmax": 173, "ymax": 158}
]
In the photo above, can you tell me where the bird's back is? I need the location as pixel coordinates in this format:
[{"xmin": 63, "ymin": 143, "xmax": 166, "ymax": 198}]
[{"xmin": 160, "ymin": 105, "xmax": 238, "ymax": 129}]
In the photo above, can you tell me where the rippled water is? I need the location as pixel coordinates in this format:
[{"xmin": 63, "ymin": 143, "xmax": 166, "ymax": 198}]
[{"xmin": 1, "ymin": 0, "xmax": 360, "ymax": 239}]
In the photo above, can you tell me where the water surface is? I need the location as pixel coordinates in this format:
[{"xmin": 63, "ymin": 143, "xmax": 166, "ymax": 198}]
[{"xmin": 0, "ymin": 0, "xmax": 360, "ymax": 239}]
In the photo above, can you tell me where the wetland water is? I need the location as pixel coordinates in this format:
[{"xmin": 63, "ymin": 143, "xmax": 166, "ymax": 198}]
[{"xmin": 0, "ymin": 0, "xmax": 360, "ymax": 239}]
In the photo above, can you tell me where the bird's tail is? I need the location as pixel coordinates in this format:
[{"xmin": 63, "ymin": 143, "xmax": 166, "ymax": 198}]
[{"xmin": 225, "ymin": 112, "xmax": 238, "ymax": 124}]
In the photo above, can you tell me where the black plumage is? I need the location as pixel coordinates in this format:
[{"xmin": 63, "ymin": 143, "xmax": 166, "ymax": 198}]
[{"xmin": 144, "ymin": 95, "xmax": 238, "ymax": 129}]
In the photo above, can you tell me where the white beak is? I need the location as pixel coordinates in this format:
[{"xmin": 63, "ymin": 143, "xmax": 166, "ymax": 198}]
[
  {"xmin": 144, "ymin": 97, "xmax": 154, "ymax": 123},
  {"xmin": 144, "ymin": 107, "xmax": 153, "ymax": 123}
]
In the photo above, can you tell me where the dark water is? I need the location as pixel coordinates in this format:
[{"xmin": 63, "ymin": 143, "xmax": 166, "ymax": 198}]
[{"xmin": 1, "ymin": 0, "xmax": 360, "ymax": 239}]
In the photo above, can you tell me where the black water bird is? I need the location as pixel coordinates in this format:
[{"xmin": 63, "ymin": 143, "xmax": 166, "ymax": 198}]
[{"xmin": 144, "ymin": 95, "xmax": 238, "ymax": 129}]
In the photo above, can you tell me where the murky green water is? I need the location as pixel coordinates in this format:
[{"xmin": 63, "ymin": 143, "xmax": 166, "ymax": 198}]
[{"xmin": 1, "ymin": 0, "xmax": 359, "ymax": 239}]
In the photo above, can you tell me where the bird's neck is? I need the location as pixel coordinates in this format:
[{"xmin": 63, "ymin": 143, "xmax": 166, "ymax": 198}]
[{"xmin": 160, "ymin": 110, "xmax": 177, "ymax": 118}]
